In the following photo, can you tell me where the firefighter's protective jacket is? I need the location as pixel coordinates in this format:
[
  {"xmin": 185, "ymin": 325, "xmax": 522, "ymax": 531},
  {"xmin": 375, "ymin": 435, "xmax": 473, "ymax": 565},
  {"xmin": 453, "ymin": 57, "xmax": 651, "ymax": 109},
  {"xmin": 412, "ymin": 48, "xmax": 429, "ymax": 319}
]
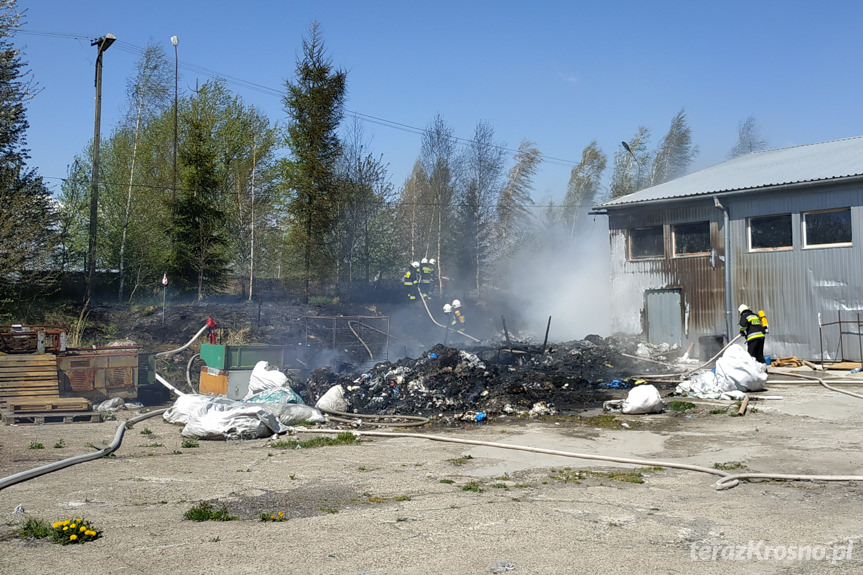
[
  {"xmin": 403, "ymin": 269, "xmax": 418, "ymax": 300},
  {"xmin": 451, "ymin": 309, "xmax": 465, "ymax": 326},
  {"xmin": 739, "ymin": 309, "xmax": 766, "ymax": 341},
  {"xmin": 420, "ymin": 262, "xmax": 433, "ymax": 285}
]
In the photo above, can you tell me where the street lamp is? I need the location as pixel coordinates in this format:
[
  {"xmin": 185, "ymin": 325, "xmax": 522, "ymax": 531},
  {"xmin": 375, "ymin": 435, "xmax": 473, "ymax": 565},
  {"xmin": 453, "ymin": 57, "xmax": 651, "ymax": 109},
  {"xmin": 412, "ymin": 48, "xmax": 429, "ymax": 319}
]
[
  {"xmin": 171, "ymin": 35, "xmax": 178, "ymax": 202},
  {"xmin": 86, "ymin": 33, "xmax": 116, "ymax": 302},
  {"xmin": 621, "ymin": 140, "xmax": 643, "ymax": 191}
]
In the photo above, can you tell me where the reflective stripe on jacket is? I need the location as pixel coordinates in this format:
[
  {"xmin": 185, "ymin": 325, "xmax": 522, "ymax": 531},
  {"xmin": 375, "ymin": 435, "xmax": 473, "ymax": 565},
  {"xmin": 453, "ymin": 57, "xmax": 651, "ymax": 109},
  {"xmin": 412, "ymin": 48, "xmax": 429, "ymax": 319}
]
[{"xmin": 739, "ymin": 310, "xmax": 765, "ymax": 341}]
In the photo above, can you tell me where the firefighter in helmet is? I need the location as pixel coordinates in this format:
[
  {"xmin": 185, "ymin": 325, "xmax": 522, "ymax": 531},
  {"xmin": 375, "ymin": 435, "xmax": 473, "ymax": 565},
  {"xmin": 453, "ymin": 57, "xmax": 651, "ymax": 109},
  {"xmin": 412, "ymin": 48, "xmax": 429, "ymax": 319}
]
[
  {"xmin": 420, "ymin": 258, "xmax": 434, "ymax": 300},
  {"xmin": 738, "ymin": 304, "xmax": 767, "ymax": 363},
  {"xmin": 451, "ymin": 299, "xmax": 465, "ymax": 328},
  {"xmin": 403, "ymin": 261, "xmax": 420, "ymax": 301}
]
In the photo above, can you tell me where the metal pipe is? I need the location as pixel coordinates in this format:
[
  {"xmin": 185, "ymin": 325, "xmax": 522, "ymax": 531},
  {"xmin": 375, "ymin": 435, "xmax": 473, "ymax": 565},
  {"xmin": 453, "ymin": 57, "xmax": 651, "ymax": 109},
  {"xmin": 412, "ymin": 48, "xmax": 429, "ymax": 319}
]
[
  {"xmin": 713, "ymin": 196, "xmax": 733, "ymax": 341},
  {"xmin": 542, "ymin": 316, "xmax": 551, "ymax": 354}
]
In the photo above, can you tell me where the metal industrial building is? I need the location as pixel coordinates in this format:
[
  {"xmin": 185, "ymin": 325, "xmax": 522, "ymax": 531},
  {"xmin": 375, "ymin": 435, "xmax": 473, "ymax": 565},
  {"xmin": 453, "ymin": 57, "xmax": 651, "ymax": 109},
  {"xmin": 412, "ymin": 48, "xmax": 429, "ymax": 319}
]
[{"xmin": 593, "ymin": 136, "xmax": 863, "ymax": 362}]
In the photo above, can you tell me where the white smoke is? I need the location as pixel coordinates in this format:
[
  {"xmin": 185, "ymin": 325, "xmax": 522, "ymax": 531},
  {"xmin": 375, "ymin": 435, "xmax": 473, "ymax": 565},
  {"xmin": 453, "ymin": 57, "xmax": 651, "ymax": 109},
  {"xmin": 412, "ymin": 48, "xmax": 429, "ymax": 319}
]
[{"xmin": 504, "ymin": 214, "xmax": 611, "ymax": 342}]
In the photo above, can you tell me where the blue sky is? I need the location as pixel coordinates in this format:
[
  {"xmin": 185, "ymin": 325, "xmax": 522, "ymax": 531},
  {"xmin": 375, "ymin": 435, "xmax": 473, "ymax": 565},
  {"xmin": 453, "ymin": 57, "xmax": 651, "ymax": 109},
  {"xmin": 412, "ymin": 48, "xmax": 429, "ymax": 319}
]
[{"xmin": 15, "ymin": 0, "xmax": 863, "ymax": 202}]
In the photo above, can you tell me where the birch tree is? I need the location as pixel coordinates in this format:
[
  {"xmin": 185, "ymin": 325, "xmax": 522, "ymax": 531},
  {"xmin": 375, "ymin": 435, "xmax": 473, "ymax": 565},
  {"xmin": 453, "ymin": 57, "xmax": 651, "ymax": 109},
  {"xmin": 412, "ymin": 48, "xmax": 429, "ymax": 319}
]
[
  {"xmin": 649, "ymin": 108, "xmax": 698, "ymax": 186},
  {"xmin": 729, "ymin": 114, "xmax": 767, "ymax": 158},
  {"xmin": 115, "ymin": 43, "xmax": 171, "ymax": 302},
  {"xmin": 610, "ymin": 126, "xmax": 650, "ymax": 198},
  {"xmin": 458, "ymin": 121, "xmax": 505, "ymax": 294},
  {"xmin": 563, "ymin": 140, "xmax": 606, "ymax": 242}
]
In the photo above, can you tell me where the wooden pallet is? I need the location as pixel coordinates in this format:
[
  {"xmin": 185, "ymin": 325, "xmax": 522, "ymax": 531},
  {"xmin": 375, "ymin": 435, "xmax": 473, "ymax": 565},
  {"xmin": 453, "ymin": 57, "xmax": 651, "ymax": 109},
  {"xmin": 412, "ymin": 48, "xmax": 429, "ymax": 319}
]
[
  {"xmin": 0, "ymin": 354, "xmax": 60, "ymax": 408},
  {"xmin": 6, "ymin": 397, "xmax": 91, "ymax": 413},
  {"xmin": 1, "ymin": 409, "xmax": 101, "ymax": 425}
]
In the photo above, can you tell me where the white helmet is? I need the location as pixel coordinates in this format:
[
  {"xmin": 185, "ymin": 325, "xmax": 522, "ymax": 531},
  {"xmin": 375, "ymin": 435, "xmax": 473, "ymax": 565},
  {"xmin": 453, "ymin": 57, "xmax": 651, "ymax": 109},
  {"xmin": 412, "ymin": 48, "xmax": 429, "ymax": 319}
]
[
  {"xmin": 738, "ymin": 304, "xmax": 749, "ymax": 313},
  {"xmin": 421, "ymin": 257, "xmax": 428, "ymax": 264},
  {"xmin": 443, "ymin": 303, "xmax": 452, "ymax": 313},
  {"xmin": 429, "ymin": 258, "xmax": 436, "ymax": 265},
  {"xmin": 411, "ymin": 261, "xmax": 420, "ymax": 268},
  {"xmin": 452, "ymin": 299, "xmax": 461, "ymax": 309}
]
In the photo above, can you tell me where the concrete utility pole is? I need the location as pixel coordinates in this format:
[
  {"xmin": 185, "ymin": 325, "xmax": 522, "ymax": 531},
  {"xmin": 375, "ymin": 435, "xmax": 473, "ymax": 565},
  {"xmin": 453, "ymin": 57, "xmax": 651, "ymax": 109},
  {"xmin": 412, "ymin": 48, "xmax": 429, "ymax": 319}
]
[{"xmin": 86, "ymin": 33, "xmax": 116, "ymax": 303}]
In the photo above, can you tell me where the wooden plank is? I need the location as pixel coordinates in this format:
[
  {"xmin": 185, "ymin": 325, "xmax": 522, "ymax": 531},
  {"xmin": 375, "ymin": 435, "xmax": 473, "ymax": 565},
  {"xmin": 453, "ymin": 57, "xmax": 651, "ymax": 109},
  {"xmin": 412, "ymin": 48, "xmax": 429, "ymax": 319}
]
[
  {"xmin": 0, "ymin": 377, "xmax": 59, "ymax": 385},
  {"xmin": 0, "ymin": 356, "xmax": 57, "ymax": 366},
  {"xmin": 0, "ymin": 376, "xmax": 58, "ymax": 382},
  {"xmin": 825, "ymin": 361, "xmax": 862, "ymax": 370},
  {"xmin": 1, "ymin": 410, "xmax": 101, "ymax": 425},
  {"xmin": 0, "ymin": 389, "xmax": 60, "ymax": 399},
  {"xmin": 8, "ymin": 397, "xmax": 91, "ymax": 413}
]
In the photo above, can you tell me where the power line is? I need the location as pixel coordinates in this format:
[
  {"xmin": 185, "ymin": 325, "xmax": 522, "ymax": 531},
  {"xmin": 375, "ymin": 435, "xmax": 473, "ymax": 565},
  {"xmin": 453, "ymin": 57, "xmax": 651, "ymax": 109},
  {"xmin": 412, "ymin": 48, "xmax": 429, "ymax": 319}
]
[{"xmin": 17, "ymin": 29, "xmax": 580, "ymax": 169}]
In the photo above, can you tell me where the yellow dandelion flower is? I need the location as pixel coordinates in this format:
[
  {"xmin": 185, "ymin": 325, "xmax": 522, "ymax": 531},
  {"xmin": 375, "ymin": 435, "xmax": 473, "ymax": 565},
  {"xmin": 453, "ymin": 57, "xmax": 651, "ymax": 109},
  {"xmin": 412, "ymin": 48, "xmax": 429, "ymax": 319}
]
[
  {"xmin": 86, "ymin": 530, "xmax": 96, "ymax": 536},
  {"xmin": 75, "ymin": 518, "xmax": 82, "ymax": 523},
  {"xmin": 80, "ymin": 526, "xmax": 87, "ymax": 532},
  {"xmin": 52, "ymin": 522, "xmax": 61, "ymax": 528},
  {"xmin": 278, "ymin": 511, "xmax": 284, "ymax": 517},
  {"xmin": 69, "ymin": 534, "xmax": 77, "ymax": 541},
  {"xmin": 63, "ymin": 526, "xmax": 68, "ymax": 531},
  {"xmin": 70, "ymin": 523, "xmax": 77, "ymax": 529},
  {"xmin": 270, "ymin": 514, "xmax": 275, "ymax": 519},
  {"xmin": 63, "ymin": 520, "xmax": 70, "ymax": 525}
]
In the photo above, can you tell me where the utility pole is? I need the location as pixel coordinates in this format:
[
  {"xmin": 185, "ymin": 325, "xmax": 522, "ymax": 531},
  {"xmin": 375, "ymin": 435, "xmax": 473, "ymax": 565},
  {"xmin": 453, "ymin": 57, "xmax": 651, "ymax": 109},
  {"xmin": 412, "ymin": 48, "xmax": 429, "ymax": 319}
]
[
  {"xmin": 171, "ymin": 35, "xmax": 179, "ymax": 202},
  {"xmin": 86, "ymin": 33, "xmax": 116, "ymax": 303}
]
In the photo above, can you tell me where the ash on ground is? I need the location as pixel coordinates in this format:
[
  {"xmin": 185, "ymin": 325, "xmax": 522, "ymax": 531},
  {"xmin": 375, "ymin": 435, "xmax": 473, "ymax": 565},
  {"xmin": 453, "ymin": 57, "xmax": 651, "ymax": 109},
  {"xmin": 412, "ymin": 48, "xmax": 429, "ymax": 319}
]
[{"xmin": 292, "ymin": 336, "xmax": 675, "ymax": 422}]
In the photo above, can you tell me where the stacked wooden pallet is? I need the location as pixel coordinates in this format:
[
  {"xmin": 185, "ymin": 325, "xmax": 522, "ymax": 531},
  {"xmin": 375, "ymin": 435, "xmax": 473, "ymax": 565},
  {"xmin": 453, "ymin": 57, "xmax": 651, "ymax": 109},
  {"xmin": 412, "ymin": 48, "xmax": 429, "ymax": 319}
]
[{"xmin": 0, "ymin": 353, "xmax": 59, "ymax": 409}]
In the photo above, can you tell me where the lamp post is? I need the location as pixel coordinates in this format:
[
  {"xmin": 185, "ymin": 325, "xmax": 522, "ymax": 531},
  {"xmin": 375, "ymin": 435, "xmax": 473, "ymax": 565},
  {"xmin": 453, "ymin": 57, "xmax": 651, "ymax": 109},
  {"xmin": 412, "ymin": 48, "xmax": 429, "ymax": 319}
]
[
  {"xmin": 86, "ymin": 33, "xmax": 116, "ymax": 303},
  {"xmin": 171, "ymin": 35, "xmax": 178, "ymax": 202},
  {"xmin": 621, "ymin": 141, "xmax": 643, "ymax": 192}
]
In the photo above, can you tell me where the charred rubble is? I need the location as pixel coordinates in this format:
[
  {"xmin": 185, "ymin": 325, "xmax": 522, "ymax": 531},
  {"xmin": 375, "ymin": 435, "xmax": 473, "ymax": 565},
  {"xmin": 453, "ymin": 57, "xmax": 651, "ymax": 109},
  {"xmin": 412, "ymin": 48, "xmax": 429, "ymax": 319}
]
[{"xmin": 292, "ymin": 335, "xmax": 671, "ymax": 420}]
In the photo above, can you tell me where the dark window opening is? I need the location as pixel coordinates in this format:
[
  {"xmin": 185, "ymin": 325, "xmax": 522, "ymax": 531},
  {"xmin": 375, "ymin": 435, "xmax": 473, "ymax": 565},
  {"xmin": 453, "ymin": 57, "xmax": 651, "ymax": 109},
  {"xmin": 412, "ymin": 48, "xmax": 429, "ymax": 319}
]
[
  {"xmin": 629, "ymin": 226, "xmax": 664, "ymax": 259},
  {"xmin": 804, "ymin": 208, "xmax": 851, "ymax": 247},
  {"xmin": 673, "ymin": 221, "xmax": 710, "ymax": 256},
  {"xmin": 749, "ymin": 214, "xmax": 792, "ymax": 250}
]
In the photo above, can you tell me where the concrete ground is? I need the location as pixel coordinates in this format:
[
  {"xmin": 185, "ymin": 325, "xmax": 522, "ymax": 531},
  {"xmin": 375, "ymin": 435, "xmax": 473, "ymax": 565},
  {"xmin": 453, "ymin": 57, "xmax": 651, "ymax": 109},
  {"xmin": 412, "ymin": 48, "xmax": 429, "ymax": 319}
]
[{"xmin": 1, "ymin": 377, "xmax": 863, "ymax": 574}]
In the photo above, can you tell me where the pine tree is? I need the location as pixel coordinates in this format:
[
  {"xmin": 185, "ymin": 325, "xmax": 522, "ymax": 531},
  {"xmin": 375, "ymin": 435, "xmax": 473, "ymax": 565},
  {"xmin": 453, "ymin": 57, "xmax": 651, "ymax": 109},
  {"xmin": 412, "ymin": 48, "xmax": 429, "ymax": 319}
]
[
  {"xmin": 0, "ymin": 1, "xmax": 58, "ymax": 300},
  {"xmin": 168, "ymin": 82, "xmax": 229, "ymax": 300},
  {"xmin": 281, "ymin": 21, "xmax": 346, "ymax": 302}
]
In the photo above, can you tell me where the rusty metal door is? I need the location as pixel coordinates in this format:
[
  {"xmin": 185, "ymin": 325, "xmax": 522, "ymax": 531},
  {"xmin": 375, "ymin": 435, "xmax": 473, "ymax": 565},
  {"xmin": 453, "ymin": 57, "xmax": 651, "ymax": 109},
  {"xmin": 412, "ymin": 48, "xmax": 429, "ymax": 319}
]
[{"xmin": 646, "ymin": 289, "xmax": 682, "ymax": 346}]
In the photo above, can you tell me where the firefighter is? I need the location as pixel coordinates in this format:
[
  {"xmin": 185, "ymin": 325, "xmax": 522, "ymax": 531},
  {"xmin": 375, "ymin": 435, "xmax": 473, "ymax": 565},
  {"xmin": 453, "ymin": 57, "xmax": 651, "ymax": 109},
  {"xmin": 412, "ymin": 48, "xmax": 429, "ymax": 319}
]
[
  {"xmin": 451, "ymin": 299, "xmax": 465, "ymax": 328},
  {"xmin": 403, "ymin": 261, "xmax": 420, "ymax": 301},
  {"xmin": 738, "ymin": 304, "xmax": 766, "ymax": 363},
  {"xmin": 420, "ymin": 258, "xmax": 433, "ymax": 300},
  {"xmin": 428, "ymin": 258, "xmax": 437, "ymax": 295}
]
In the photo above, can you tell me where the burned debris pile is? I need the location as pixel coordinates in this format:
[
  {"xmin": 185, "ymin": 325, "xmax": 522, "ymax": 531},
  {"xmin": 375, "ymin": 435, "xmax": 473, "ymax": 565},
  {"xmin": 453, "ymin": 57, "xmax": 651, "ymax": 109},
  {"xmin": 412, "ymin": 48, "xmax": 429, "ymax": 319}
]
[{"xmin": 293, "ymin": 335, "xmax": 667, "ymax": 420}]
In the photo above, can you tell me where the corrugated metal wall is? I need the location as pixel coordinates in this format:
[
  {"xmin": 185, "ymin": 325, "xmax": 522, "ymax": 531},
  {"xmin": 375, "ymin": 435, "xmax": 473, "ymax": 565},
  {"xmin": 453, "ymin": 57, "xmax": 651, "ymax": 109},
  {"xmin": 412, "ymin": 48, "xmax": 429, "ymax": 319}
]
[
  {"xmin": 607, "ymin": 181, "xmax": 863, "ymax": 361},
  {"xmin": 608, "ymin": 199, "xmax": 726, "ymax": 353},
  {"xmin": 728, "ymin": 183, "xmax": 863, "ymax": 361}
]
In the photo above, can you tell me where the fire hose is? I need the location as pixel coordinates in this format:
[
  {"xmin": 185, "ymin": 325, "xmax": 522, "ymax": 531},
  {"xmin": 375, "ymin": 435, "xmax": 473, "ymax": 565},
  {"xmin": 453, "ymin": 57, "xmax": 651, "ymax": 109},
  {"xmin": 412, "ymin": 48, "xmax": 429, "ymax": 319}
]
[
  {"xmin": 0, "ymin": 321, "xmax": 215, "ymax": 491},
  {"xmin": 417, "ymin": 286, "xmax": 479, "ymax": 343},
  {"xmin": 0, "ymin": 409, "xmax": 166, "ymax": 491}
]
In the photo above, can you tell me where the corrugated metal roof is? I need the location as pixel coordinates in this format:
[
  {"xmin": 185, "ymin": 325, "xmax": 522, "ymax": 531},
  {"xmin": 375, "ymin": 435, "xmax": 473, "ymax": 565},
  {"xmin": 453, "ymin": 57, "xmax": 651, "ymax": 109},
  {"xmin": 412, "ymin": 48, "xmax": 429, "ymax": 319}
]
[{"xmin": 598, "ymin": 135, "xmax": 863, "ymax": 208}]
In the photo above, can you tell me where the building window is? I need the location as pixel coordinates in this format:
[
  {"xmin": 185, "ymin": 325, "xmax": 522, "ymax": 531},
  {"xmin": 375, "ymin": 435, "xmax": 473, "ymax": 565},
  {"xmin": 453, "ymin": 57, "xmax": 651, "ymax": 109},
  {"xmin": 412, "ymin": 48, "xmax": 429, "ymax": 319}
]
[
  {"xmin": 749, "ymin": 214, "xmax": 792, "ymax": 251},
  {"xmin": 629, "ymin": 226, "xmax": 664, "ymax": 259},
  {"xmin": 673, "ymin": 221, "xmax": 710, "ymax": 256},
  {"xmin": 803, "ymin": 208, "xmax": 852, "ymax": 248}
]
